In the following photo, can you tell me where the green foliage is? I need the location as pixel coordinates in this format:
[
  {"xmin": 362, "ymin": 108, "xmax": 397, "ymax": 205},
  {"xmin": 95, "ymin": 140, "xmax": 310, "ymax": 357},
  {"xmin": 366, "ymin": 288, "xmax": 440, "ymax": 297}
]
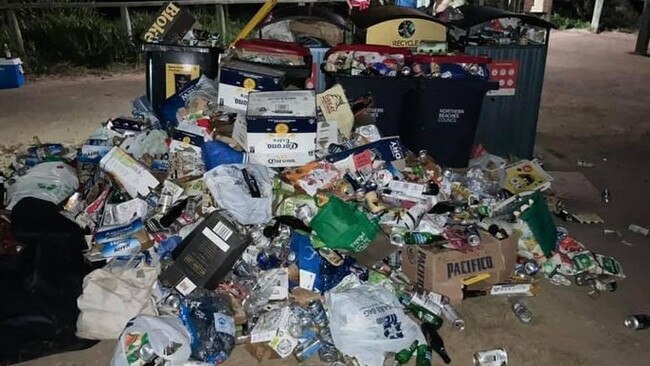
[
  {"xmin": 2, "ymin": 5, "xmax": 249, "ymax": 75},
  {"xmin": 550, "ymin": 14, "xmax": 591, "ymax": 30},
  {"xmin": 552, "ymin": 0, "xmax": 642, "ymax": 31}
]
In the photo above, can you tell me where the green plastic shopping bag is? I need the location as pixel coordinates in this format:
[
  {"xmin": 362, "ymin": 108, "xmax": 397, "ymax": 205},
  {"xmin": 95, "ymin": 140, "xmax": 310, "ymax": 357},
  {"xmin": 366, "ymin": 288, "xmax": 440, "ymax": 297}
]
[{"xmin": 309, "ymin": 195, "xmax": 380, "ymax": 253}]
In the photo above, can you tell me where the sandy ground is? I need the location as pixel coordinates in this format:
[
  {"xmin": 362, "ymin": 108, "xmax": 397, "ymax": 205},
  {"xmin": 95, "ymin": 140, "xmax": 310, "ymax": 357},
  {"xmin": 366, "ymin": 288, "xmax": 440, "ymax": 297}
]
[{"xmin": 3, "ymin": 29, "xmax": 650, "ymax": 365}]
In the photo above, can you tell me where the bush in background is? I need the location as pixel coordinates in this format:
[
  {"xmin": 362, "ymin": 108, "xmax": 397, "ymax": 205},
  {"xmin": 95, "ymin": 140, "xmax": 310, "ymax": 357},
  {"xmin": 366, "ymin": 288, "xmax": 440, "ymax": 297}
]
[
  {"xmin": 0, "ymin": 5, "xmax": 251, "ymax": 74},
  {"xmin": 552, "ymin": 0, "xmax": 642, "ymax": 30}
]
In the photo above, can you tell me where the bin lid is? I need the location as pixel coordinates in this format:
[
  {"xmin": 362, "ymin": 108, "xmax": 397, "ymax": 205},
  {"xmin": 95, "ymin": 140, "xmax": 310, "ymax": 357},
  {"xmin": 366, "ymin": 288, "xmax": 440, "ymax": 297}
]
[
  {"xmin": 350, "ymin": 5, "xmax": 448, "ymax": 29},
  {"xmin": 234, "ymin": 39, "xmax": 311, "ymax": 58},
  {"xmin": 452, "ymin": 5, "xmax": 555, "ymax": 30},
  {"xmin": 265, "ymin": 5, "xmax": 352, "ymax": 31},
  {"xmin": 142, "ymin": 43, "xmax": 222, "ymax": 53}
]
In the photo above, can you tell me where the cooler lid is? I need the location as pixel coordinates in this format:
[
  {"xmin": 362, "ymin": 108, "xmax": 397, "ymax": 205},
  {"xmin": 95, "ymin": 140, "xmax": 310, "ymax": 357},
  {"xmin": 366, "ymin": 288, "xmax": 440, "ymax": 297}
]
[
  {"xmin": 0, "ymin": 58, "xmax": 22, "ymax": 65},
  {"xmin": 452, "ymin": 5, "xmax": 555, "ymax": 30}
]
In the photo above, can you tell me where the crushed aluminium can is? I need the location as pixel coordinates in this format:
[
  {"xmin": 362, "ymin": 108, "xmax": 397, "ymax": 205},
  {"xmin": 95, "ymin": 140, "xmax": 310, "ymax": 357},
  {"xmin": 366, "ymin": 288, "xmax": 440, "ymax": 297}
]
[{"xmin": 474, "ymin": 348, "xmax": 508, "ymax": 366}]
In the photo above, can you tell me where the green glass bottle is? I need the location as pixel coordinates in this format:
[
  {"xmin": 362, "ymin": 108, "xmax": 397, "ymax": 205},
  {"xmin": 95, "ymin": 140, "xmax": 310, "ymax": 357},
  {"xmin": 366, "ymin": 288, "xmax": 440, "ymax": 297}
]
[
  {"xmin": 416, "ymin": 344, "xmax": 433, "ymax": 366},
  {"xmin": 403, "ymin": 232, "xmax": 445, "ymax": 245},
  {"xmin": 395, "ymin": 340, "xmax": 419, "ymax": 365},
  {"xmin": 398, "ymin": 293, "xmax": 444, "ymax": 329}
]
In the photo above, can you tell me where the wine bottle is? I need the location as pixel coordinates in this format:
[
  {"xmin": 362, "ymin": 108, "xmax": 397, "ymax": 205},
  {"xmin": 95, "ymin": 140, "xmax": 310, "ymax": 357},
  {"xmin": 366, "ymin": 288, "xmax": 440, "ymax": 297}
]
[{"xmin": 421, "ymin": 323, "xmax": 451, "ymax": 364}]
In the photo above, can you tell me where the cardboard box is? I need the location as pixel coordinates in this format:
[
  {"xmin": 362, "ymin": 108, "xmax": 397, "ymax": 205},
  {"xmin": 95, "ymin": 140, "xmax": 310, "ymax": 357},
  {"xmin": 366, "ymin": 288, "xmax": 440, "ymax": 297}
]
[
  {"xmin": 143, "ymin": 2, "xmax": 196, "ymax": 44},
  {"xmin": 218, "ymin": 60, "xmax": 285, "ymax": 111},
  {"xmin": 99, "ymin": 147, "xmax": 161, "ymax": 198},
  {"xmin": 401, "ymin": 232, "xmax": 517, "ymax": 305},
  {"xmin": 245, "ymin": 90, "xmax": 317, "ymax": 167},
  {"xmin": 159, "ymin": 210, "xmax": 249, "ymax": 295}
]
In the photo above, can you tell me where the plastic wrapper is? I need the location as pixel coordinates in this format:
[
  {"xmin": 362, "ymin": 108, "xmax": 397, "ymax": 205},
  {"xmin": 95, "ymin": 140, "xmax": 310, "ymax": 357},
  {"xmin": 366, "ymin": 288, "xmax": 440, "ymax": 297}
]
[
  {"xmin": 131, "ymin": 95, "xmax": 161, "ymax": 129},
  {"xmin": 204, "ymin": 164, "xmax": 276, "ymax": 225},
  {"xmin": 463, "ymin": 168, "xmax": 501, "ymax": 198},
  {"xmin": 159, "ymin": 75, "xmax": 219, "ymax": 129},
  {"xmin": 5, "ymin": 161, "xmax": 79, "ymax": 209},
  {"xmin": 110, "ymin": 315, "xmax": 192, "ymax": 366},
  {"xmin": 120, "ymin": 130, "xmax": 169, "ymax": 160},
  {"xmin": 179, "ymin": 289, "xmax": 236, "ymax": 364},
  {"xmin": 469, "ymin": 153, "xmax": 507, "ymax": 183}
]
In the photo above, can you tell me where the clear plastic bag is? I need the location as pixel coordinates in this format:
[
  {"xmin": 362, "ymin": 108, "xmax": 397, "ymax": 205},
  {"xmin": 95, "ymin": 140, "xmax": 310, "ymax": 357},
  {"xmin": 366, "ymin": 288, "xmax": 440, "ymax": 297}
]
[
  {"xmin": 204, "ymin": 164, "xmax": 276, "ymax": 225},
  {"xmin": 110, "ymin": 315, "xmax": 192, "ymax": 366}
]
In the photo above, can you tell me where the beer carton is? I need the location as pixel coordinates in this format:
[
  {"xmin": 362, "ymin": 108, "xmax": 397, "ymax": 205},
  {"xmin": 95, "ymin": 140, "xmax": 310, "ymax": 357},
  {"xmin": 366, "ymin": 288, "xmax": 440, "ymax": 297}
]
[
  {"xmin": 401, "ymin": 231, "xmax": 517, "ymax": 305},
  {"xmin": 245, "ymin": 90, "xmax": 317, "ymax": 168},
  {"xmin": 218, "ymin": 61, "xmax": 285, "ymax": 112}
]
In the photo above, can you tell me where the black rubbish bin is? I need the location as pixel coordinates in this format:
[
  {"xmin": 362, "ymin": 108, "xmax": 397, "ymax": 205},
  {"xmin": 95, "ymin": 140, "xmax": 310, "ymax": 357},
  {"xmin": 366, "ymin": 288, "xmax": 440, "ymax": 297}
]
[
  {"xmin": 144, "ymin": 43, "xmax": 221, "ymax": 114},
  {"xmin": 324, "ymin": 73, "xmax": 415, "ymax": 137},
  {"xmin": 402, "ymin": 77, "xmax": 497, "ymax": 168},
  {"xmin": 322, "ymin": 44, "xmax": 414, "ymax": 137}
]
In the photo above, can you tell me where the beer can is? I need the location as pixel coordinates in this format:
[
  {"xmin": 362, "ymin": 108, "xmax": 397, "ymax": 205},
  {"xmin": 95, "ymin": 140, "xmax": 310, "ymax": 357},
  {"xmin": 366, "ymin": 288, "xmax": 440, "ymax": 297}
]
[
  {"xmin": 441, "ymin": 303, "xmax": 465, "ymax": 331},
  {"xmin": 474, "ymin": 348, "xmax": 508, "ymax": 366},
  {"xmin": 465, "ymin": 224, "xmax": 481, "ymax": 246},
  {"xmin": 138, "ymin": 343, "xmax": 158, "ymax": 363},
  {"xmin": 625, "ymin": 314, "xmax": 650, "ymax": 330},
  {"xmin": 308, "ymin": 300, "xmax": 328, "ymax": 327},
  {"xmin": 164, "ymin": 294, "xmax": 182, "ymax": 309},
  {"xmin": 318, "ymin": 343, "xmax": 339, "ymax": 363}
]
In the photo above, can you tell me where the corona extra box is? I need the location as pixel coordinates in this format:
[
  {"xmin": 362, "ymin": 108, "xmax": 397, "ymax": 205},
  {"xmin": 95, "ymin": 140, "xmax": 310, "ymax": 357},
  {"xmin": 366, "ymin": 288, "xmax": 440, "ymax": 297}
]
[
  {"xmin": 245, "ymin": 90, "xmax": 317, "ymax": 168},
  {"xmin": 218, "ymin": 60, "xmax": 285, "ymax": 112}
]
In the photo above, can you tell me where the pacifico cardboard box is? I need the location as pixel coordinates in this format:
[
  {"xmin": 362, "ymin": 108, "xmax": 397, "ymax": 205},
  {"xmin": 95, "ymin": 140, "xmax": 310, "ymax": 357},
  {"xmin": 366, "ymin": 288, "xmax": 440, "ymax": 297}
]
[{"xmin": 401, "ymin": 231, "xmax": 517, "ymax": 305}]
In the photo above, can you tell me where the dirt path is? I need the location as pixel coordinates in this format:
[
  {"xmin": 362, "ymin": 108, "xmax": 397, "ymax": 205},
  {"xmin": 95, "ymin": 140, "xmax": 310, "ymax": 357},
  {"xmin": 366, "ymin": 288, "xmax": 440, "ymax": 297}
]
[
  {"xmin": 0, "ymin": 73, "xmax": 143, "ymax": 147},
  {"xmin": 5, "ymin": 30, "xmax": 650, "ymax": 366}
]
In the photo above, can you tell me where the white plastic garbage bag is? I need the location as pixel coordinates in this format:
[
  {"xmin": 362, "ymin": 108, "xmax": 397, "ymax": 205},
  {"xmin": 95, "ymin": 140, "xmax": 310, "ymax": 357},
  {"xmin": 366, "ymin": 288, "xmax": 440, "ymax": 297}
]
[
  {"xmin": 5, "ymin": 161, "xmax": 79, "ymax": 209},
  {"xmin": 110, "ymin": 315, "xmax": 192, "ymax": 366},
  {"xmin": 76, "ymin": 265, "xmax": 158, "ymax": 340},
  {"xmin": 204, "ymin": 164, "xmax": 276, "ymax": 225},
  {"xmin": 325, "ymin": 283, "xmax": 425, "ymax": 366}
]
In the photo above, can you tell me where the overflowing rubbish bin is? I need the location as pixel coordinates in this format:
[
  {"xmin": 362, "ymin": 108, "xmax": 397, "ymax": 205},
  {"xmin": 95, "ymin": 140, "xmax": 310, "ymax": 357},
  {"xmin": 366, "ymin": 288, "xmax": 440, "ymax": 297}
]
[
  {"xmin": 256, "ymin": 5, "xmax": 352, "ymax": 92},
  {"xmin": 144, "ymin": 43, "xmax": 221, "ymax": 115},
  {"xmin": 324, "ymin": 45, "xmax": 495, "ymax": 167},
  {"xmin": 451, "ymin": 5, "xmax": 555, "ymax": 159},
  {"xmin": 231, "ymin": 39, "xmax": 313, "ymax": 89}
]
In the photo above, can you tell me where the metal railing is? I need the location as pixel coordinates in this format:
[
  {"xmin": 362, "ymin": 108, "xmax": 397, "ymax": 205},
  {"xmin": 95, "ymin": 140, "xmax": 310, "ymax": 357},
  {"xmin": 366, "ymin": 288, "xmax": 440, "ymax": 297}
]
[{"xmin": 0, "ymin": 0, "xmax": 341, "ymax": 55}]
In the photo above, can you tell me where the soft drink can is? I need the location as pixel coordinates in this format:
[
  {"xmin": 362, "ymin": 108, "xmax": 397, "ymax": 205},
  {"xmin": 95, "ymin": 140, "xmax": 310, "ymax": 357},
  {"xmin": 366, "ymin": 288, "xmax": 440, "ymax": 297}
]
[{"xmin": 474, "ymin": 348, "xmax": 508, "ymax": 366}]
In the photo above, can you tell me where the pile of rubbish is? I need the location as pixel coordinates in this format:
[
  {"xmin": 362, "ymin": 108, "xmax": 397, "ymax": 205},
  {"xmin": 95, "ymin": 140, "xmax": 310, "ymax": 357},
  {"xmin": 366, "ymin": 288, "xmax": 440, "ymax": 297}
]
[
  {"xmin": 0, "ymin": 2, "xmax": 640, "ymax": 366},
  {"xmin": 0, "ymin": 87, "xmax": 628, "ymax": 366}
]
